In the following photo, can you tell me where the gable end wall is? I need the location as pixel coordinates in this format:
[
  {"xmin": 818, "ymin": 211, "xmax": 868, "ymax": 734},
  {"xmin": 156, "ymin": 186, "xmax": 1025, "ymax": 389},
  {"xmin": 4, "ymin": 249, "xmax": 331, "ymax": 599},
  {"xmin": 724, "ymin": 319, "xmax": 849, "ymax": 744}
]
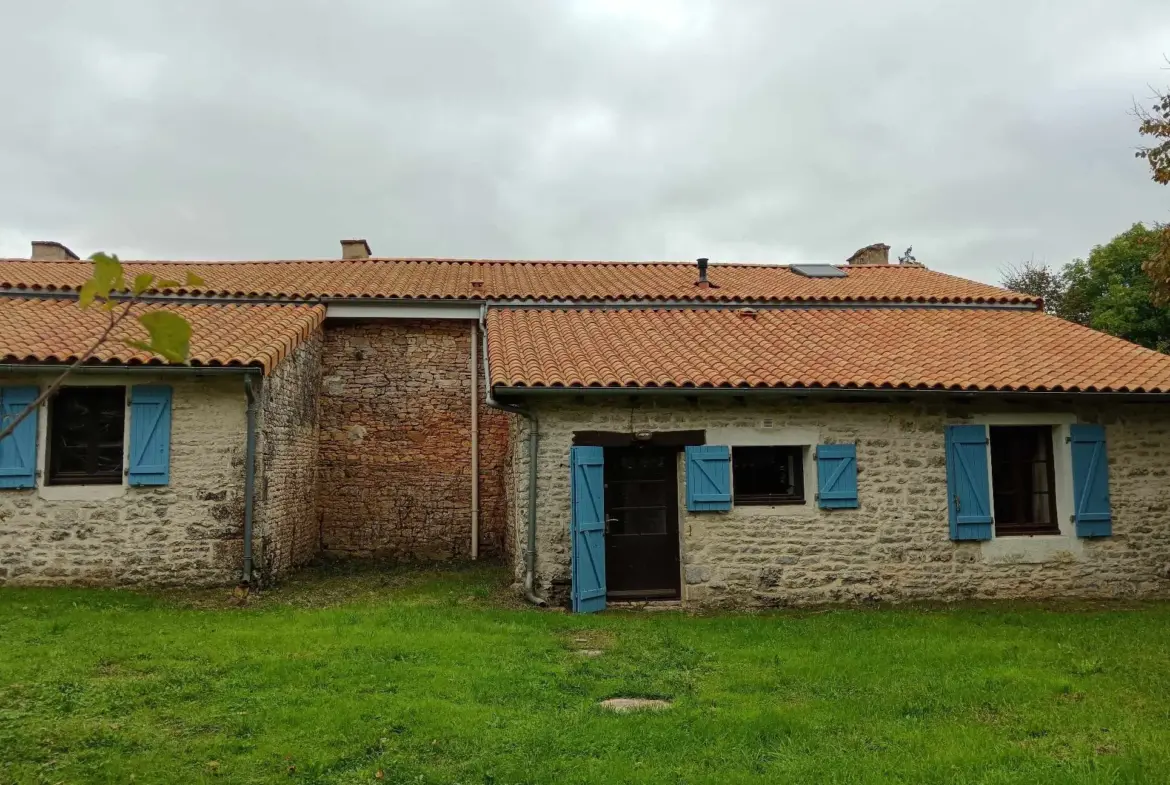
[
  {"xmin": 317, "ymin": 319, "xmax": 510, "ymax": 560},
  {"xmin": 255, "ymin": 330, "xmax": 324, "ymax": 579}
]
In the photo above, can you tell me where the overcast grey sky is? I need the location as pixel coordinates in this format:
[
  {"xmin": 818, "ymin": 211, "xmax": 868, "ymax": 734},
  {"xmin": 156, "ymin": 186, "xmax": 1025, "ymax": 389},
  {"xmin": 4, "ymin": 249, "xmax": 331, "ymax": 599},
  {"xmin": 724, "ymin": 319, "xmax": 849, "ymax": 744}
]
[{"xmin": 1, "ymin": 1, "xmax": 1167, "ymax": 282}]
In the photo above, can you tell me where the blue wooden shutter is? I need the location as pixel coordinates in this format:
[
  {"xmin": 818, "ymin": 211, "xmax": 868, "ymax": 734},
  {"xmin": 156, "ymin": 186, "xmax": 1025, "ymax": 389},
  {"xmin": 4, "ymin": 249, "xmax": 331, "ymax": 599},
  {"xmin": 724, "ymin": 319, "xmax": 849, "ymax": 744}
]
[
  {"xmin": 816, "ymin": 443, "xmax": 858, "ymax": 508},
  {"xmin": 0, "ymin": 386, "xmax": 39, "ymax": 489},
  {"xmin": 1070, "ymin": 424, "xmax": 1112, "ymax": 538},
  {"xmin": 686, "ymin": 445, "xmax": 732, "ymax": 511},
  {"xmin": 128, "ymin": 385, "xmax": 172, "ymax": 486},
  {"xmin": 570, "ymin": 445, "xmax": 606, "ymax": 613},
  {"xmin": 945, "ymin": 425, "xmax": 993, "ymax": 540}
]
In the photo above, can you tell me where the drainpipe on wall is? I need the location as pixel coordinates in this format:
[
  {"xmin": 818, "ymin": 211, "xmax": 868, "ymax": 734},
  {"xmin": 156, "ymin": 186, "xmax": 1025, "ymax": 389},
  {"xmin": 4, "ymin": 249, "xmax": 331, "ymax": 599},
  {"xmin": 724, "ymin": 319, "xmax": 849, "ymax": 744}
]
[
  {"xmin": 470, "ymin": 322, "xmax": 479, "ymax": 560},
  {"xmin": 479, "ymin": 308, "xmax": 546, "ymax": 607},
  {"xmin": 243, "ymin": 375, "xmax": 259, "ymax": 585}
]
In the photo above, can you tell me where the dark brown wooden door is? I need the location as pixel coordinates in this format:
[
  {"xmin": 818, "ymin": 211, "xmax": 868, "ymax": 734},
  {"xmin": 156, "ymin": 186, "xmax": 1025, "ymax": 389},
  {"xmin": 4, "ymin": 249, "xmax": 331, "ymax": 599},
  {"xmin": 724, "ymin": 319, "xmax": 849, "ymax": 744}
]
[{"xmin": 604, "ymin": 446, "xmax": 681, "ymax": 599}]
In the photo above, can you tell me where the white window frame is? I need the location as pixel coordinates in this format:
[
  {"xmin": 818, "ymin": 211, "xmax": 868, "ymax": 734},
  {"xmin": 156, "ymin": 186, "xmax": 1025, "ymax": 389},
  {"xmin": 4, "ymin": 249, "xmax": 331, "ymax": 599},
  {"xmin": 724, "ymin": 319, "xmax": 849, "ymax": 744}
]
[
  {"xmin": 705, "ymin": 426, "xmax": 818, "ymax": 516},
  {"xmin": 972, "ymin": 413, "xmax": 1082, "ymax": 563}
]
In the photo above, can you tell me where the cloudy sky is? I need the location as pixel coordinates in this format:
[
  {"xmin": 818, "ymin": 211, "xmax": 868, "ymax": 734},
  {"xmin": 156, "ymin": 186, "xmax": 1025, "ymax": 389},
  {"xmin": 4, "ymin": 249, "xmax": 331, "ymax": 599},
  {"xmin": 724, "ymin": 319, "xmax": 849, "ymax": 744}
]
[{"xmin": 1, "ymin": 1, "xmax": 1168, "ymax": 283}]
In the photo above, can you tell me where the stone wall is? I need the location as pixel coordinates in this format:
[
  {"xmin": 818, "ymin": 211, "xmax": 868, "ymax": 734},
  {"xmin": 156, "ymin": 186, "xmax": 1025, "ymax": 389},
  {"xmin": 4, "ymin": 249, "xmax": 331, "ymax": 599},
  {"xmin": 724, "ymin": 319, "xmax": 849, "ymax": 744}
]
[
  {"xmin": 318, "ymin": 320, "xmax": 511, "ymax": 560},
  {"xmin": 514, "ymin": 396, "xmax": 1170, "ymax": 607},
  {"xmin": 0, "ymin": 374, "xmax": 249, "ymax": 586},
  {"xmin": 255, "ymin": 332, "xmax": 323, "ymax": 579}
]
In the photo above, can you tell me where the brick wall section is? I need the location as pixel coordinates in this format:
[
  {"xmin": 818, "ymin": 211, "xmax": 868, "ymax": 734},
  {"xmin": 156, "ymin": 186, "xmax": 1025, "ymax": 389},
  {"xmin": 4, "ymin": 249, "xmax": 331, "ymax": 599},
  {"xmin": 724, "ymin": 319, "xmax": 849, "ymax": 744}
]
[
  {"xmin": 255, "ymin": 331, "xmax": 323, "ymax": 579},
  {"xmin": 514, "ymin": 397, "xmax": 1170, "ymax": 607},
  {"xmin": 0, "ymin": 374, "xmax": 249, "ymax": 586},
  {"xmin": 318, "ymin": 320, "xmax": 510, "ymax": 560}
]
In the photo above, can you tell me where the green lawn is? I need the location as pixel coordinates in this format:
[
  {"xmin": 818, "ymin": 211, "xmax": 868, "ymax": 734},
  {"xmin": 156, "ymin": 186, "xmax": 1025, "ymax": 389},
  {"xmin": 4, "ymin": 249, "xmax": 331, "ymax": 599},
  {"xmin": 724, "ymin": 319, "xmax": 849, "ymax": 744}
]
[{"xmin": 2, "ymin": 565, "xmax": 1169, "ymax": 784}]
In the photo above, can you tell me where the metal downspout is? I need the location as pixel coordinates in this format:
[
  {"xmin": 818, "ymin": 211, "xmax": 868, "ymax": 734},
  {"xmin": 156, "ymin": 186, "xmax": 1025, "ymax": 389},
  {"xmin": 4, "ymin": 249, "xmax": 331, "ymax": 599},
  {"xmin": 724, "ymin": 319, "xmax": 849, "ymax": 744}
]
[
  {"xmin": 243, "ymin": 376, "xmax": 259, "ymax": 585},
  {"xmin": 470, "ymin": 322, "xmax": 479, "ymax": 560},
  {"xmin": 479, "ymin": 308, "xmax": 546, "ymax": 607}
]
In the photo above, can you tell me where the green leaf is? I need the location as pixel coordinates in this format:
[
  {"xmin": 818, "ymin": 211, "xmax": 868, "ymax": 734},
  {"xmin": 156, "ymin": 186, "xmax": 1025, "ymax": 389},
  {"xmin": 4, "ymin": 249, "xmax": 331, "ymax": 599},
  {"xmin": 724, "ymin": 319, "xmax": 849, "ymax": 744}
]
[
  {"xmin": 185, "ymin": 271, "xmax": 205, "ymax": 287},
  {"xmin": 156, "ymin": 279, "xmax": 182, "ymax": 289},
  {"xmin": 122, "ymin": 339, "xmax": 154, "ymax": 354},
  {"xmin": 78, "ymin": 280, "xmax": 99, "ymax": 309},
  {"xmin": 134, "ymin": 311, "xmax": 192, "ymax": 363},
  {"xmin": 87, "ymin": 252, "xmax": 125, "ymax": 300},
  {"xmin": 132, "ymin": 273, "xmax": 155, "ymax": 296}
]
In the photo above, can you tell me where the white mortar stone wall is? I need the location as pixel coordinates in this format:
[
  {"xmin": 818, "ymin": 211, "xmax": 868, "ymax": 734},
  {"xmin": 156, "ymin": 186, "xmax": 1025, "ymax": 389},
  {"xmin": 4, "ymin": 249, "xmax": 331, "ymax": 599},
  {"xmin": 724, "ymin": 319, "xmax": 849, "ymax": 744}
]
[
  {"xmin": 0, "ymin": 374, "xmax": 249, "ymax": 586},
  {"xmin": 506, "ymin": 414, "xmax": 532, "ymax": 581},
  {"xmin": 513, "ymin": 397, "xmax": 1170, "ymax": 607}
]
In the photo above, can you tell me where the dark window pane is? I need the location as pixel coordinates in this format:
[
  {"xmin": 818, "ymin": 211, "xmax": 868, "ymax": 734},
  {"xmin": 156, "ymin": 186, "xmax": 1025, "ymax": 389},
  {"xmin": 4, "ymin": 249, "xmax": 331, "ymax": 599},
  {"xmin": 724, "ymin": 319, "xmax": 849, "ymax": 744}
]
[
  {"xmin": 609, "ymin": 509, "xmax": 667, "ymax": 536},
  {"xmin": 990, "ymin": 425, "xmax": 1059, "ymax": 536},
  {"xmin": 732, "ymin": 446, "xmax": 805, "ymax": 505},
  {"xmin": 48, "ymin": 387, "xmax": 126, "ymax": 485}
]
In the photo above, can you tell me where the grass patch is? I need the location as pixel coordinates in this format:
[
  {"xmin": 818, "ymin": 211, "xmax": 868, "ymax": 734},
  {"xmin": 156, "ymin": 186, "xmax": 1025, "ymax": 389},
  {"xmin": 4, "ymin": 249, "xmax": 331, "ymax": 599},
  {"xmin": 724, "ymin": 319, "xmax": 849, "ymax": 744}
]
[{"xmin": 2, "ymin": 563, "xmax": 1169, "ymax": 783}]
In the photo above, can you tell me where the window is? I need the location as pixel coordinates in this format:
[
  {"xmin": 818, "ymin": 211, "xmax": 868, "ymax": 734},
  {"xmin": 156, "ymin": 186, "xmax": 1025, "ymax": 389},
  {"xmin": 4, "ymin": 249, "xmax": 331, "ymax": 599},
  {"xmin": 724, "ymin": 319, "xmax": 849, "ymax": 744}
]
[
  {"xmin": 989, "ymin": 425, "xmax": 1058, "ymax": 536},
  {"xmin": 732, "ymin": 446, "xmax": 805, "ymax": 505},
  {"xmin": 48, "ymin": 387, "xmax": 126, "ymax": 485}
]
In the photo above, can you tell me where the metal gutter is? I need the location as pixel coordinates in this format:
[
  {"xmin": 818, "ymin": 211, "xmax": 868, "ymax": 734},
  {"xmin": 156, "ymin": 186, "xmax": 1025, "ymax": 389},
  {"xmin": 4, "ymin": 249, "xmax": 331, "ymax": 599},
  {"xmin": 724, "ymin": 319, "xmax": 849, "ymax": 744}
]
[
  {"xmin": 490, "ymin": 385, "xmax": 1170, "ymax": 402},
  {"xmin": 0, "ymin": 363, "xmax": 263, "ymax": 376},
  {"xmin": 479, "ymin": 306, "xmax": 546, "ymax": 607}
]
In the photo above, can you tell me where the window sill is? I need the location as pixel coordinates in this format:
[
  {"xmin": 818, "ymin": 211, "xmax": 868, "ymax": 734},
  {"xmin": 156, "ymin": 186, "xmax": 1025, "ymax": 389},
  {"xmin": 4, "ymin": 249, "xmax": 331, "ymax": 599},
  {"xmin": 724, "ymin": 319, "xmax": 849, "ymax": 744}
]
[
  {"xmin": 734, "ymin": 498, "xmax": 807, "ymax": 506},
  {"xmin": 981, "ymin": 532, "xmax": 1084, "ymax": 564},
  {"xmin": 38, "ymin": 484, "xmax": 127, "ymax": 502},
  {"xmin": 995, "ymin": 529, "xmax": 1062, "ymax": 538}
]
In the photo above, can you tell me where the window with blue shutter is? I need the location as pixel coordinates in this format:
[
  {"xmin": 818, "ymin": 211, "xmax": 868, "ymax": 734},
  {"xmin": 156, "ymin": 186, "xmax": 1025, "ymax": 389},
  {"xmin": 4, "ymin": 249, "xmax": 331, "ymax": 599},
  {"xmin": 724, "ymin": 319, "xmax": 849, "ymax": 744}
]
[
  {"xmin": 0, "ymin": 386, "xmax": 39, "ymax": 489},
  {"xmin": 128, "ymin": 385, "xmax": 172, "ymax": 486},
  {"xmin": 1070, "ymin": 424, "xmax": 1112, "ymax": 538},
  {"xmin": 816, "ymin": 443, "xmax": 858, "ymax": 509},
  {"xmin": 570, "ymin": 445, "xmax": 606, "ymax": 613},
  {"xmin": 686, "ymin": 445, "xmax": 732, "ymax": 511},
  {"xmin": 945, "ymin": 425, "xmax": 993, "ymax": 540}
]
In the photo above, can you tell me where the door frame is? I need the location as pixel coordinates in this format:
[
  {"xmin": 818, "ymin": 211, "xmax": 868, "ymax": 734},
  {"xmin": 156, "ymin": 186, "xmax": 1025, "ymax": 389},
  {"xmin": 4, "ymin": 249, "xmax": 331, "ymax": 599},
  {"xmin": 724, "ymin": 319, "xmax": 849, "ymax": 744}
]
[{"xmin": 602, "ymin": 444, "xmax": 683, "ymax": 600}]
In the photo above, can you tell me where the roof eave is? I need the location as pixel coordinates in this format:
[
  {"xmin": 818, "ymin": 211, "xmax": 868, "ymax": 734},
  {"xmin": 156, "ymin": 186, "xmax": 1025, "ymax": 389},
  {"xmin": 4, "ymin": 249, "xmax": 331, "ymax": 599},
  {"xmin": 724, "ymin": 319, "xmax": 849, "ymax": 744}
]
[
  {"xmin": 490, "ymin": 385, "xmax": 1170, "ymax": 403},
  {"xmin": 0, "ymin": 362, "xmax": 264, "ymax": 376}
]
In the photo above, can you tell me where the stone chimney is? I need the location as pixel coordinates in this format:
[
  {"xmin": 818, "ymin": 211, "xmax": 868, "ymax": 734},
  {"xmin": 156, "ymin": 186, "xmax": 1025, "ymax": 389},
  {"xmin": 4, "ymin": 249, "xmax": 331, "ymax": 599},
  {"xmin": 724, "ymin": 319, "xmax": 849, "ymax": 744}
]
[
  {"xmin": 31, "ymin": 241, "xmax": 80, "ymax": 261},
  {"xmin": 846, "ymin": 243, "xmax": 890, "ymax": 265},
  {"xmin": 341, "ymin": 239, "xmax": 372, "ymax": 259}
]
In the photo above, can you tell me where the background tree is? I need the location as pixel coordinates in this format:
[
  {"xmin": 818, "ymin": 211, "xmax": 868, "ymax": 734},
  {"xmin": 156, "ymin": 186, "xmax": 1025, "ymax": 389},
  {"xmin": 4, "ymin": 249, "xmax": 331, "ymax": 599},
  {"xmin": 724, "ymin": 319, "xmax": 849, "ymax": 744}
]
[
  {"xmin": 999, "ymin": 224, "xmax": 1170, "ymax": 352},
  {"xmin": 1134, "ymin": 67, "xmax": 1170, "ymax": 299},
  {"xmin": 0, "ymin": 253, "xmax": 199, "ymax": 442},
  {"xmin": 1063, "ymin": 224, "xmax": 1170, "ymax": 351},
  {"xmin": 998, "ymin": 258, "xmax": 1067, "ymax": 315}
]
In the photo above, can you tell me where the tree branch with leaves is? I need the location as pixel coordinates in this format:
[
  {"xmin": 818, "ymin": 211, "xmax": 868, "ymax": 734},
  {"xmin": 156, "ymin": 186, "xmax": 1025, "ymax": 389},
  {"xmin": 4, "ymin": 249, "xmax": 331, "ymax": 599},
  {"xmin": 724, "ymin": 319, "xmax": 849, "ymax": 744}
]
[
  {"xmin": 998, "ymin": 259, "xmax": 1067, "ymax": 316},
  {"xmin": 1134, "ymin": 60, "xmax": 1170, "ymax": 300},
  {"xmin": 0, "ymin": 252, "xmax": 202, "ymax": 443}
]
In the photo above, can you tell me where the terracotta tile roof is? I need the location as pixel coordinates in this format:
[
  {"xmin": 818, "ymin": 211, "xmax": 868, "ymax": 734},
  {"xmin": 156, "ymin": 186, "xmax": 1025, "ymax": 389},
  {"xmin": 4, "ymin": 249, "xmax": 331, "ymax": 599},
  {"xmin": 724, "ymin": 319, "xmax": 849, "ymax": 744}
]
[
  {"xmin": 0, "ymin": 258, "xmax": 1032, "ymax": 304},
  {"xmin": 486, "ymin": 307, "xmax": 1170, "ymax": 393},
  {"xmin": 0, "ymin": 298, "xmax": 324, "ymax": 374}
]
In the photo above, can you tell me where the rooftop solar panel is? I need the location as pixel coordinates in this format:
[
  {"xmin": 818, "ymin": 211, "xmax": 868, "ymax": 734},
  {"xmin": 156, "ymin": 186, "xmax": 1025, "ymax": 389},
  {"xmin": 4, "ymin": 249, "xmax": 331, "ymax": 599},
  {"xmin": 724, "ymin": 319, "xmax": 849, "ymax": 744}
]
[{"xmin": 790, "ymin": 264, "xmax": 847, "ymax": 278}]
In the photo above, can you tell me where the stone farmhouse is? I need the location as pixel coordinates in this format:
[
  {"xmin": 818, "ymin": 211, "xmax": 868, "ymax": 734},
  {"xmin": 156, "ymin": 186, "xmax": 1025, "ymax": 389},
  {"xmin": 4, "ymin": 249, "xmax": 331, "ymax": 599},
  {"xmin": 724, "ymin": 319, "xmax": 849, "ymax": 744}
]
[{"xmin": 2, "ymin": 240, "xmax": 1170, "ymax": 610}]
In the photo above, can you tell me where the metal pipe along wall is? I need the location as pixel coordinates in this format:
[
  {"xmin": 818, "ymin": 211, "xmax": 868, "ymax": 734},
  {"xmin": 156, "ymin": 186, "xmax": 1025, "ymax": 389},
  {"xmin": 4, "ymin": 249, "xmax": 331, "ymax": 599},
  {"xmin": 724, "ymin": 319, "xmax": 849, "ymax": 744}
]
[{"xmin": 470, "ymin": 322, "xmax": 480, "ymax": 560}]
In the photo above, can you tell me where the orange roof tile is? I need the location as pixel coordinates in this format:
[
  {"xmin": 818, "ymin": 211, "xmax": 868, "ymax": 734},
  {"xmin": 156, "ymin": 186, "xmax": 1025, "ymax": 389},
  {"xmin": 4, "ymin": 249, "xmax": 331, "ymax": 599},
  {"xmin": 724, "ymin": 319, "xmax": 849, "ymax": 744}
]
[
  {"xmin": 486, "ymin": 307, "xmax": 1170, "ymax": 393},
  {"xmin": 0, "ymin": 258, "xmax": 1032, "ymax": 304},
  {"xmin": 0, "ymin": 299, "xmax": 324, "ymax": 374}
]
